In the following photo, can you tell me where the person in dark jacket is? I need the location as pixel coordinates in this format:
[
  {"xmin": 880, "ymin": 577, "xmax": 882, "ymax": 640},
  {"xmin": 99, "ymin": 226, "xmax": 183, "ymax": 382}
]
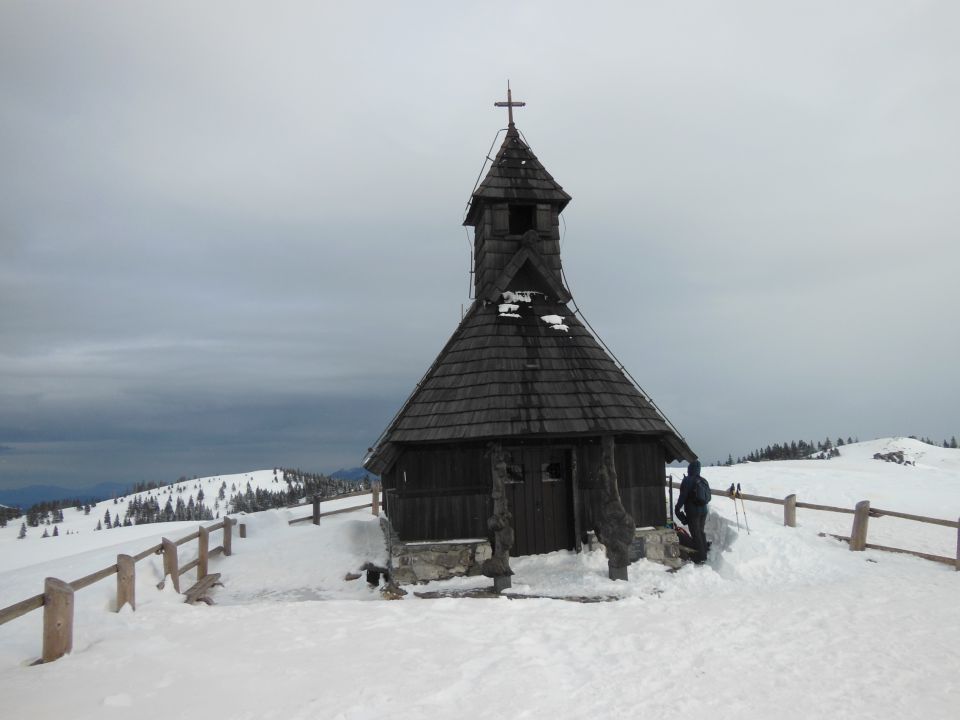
[{"xmin": 675, "ymin": 459, "xmax": 709, "ymax": 564}]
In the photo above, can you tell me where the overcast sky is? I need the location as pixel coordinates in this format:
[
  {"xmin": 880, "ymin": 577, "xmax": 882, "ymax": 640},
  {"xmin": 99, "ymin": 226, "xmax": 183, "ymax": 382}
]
[{"xmin": 2, "ymin": 1, "xmax": 958, "ymax": 491}]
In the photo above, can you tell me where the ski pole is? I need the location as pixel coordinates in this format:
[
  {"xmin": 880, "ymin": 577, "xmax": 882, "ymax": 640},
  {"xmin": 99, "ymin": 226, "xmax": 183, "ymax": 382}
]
[
  {"xmin": 737, "ymin": 483, "xmax": 751, "ymax": 534},
  {"xmin": 728, "ymin": 483, "xmax": 740, "ymax": 530}
]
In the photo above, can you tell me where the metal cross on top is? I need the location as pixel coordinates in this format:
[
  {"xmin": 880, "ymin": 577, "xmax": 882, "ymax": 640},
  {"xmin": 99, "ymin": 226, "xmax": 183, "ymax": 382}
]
[{"xmin": 494, "ymin": 81, "xmax": 525, "ymax": 127}]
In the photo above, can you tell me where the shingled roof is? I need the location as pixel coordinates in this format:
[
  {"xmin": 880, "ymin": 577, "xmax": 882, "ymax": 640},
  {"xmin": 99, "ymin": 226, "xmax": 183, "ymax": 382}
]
[
  {"xmin": 364, "ymin": 279, "xmax": 694, "ymax": 474},
  {"xmin": 463, "ymin": 127, "xmax": 571, "ymax": 226}
]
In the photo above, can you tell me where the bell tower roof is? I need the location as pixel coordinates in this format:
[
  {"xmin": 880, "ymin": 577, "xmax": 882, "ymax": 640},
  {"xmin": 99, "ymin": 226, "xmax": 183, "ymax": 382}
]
[{"xmin": 464, "ymin": 85, "xmax": 571, "ymax": 226}]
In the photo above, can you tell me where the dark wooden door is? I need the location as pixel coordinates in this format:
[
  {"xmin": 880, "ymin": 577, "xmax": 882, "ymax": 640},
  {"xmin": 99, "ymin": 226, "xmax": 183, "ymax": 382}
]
[{"xmin": 504, "ymin": 447, "xmax": 574, "ymax": 556}]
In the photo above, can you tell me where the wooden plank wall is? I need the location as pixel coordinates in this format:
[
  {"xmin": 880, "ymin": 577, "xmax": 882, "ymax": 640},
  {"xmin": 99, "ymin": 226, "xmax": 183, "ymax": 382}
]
[
  {"xmin": 578, "ymin": 438, "xmax": 666, "ymax": 530},
  {"xmin": 384, "ymin": 444, "xmax": 491, "ymax": 541}
]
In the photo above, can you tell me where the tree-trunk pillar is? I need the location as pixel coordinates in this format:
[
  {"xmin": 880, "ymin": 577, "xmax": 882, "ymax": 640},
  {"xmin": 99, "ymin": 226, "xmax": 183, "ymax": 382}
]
[
  {"xmin": 312, "ymin": 494, "xmax": 321, "ymax": 525},
  {"xmin": 239, "ymin": 522, "xmax": 247, "ymax": 539},
  {"xmin": 116, "ymin": 554, "xmax": 135, "ymax": 612},
  {"xmin": 784, "ymin": 494, "xmax": 797, "ymax": 527},
  {"xmin": 596, "ymin": 436, "xmax": 635, "ymax": 581},
  {"xmin": 42, "ymin": 578, "xmax": 74, "ymax": 663},
  {"xmin": 372, "ymin": 481, "xmax": 380, "ymax": 516},
  {"xmin": 481, "ymin": 443, "xmax": 514, "ymax": 592},
  {"xmin": 849, "ymin": 501, "xmax": 870, "ymax": 551},
  {"xmin": 162, "ymin": 538, "xmax": 180, "ymax": 592}
]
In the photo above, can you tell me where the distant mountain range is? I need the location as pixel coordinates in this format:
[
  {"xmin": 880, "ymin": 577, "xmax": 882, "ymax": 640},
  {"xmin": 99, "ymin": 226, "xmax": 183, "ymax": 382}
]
[
  {"xmin": 329, "ymin": 467, "xmax": 377, "ymax": 482},
  {"xmin": 0, "ymin": 481, "xmax": 132, "ymax": 510},
  {"xmin": 0, "ymin": 467, "xmax": 377, "ymax": 509}
]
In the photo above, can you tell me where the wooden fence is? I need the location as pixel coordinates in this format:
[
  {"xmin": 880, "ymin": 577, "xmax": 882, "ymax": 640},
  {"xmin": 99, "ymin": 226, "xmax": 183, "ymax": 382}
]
[
  {"xmin": 669, "ymin": 479, "xmax": 960, "ymax": 570},
  {"xmin": 288, "ymin": 484, "xmax": 379, "ymax": 526},
  {"xmin": 0, "ymin": 517, "xmax": 241, "ymax": 664},
  {"xmin": 0, "ymin": 489, "xmax": 381, "ymax": 666}
]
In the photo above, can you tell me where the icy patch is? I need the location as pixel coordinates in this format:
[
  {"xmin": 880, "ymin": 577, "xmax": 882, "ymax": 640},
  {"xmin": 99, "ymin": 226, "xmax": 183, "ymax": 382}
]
[
  {"xmin": 541, "ymin": 314, "xmax": 569, "ymax": 332},
  {"xmin": 501, "ymin": 290, "xmax": 540, "ymax": 304},
  {"xmin": 499, "ymin": 301, "xmax": 521, "ymax": 317}
]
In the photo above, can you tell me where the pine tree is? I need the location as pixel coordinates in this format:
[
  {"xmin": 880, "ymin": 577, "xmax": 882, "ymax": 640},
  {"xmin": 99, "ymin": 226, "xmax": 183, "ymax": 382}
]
[
  {"xmin": 95, "ymin": 520, "xmax": 102, "ymax": 531},
  {"xmin": 18, "ymin": 522, "xmax": 27, "ymax": 539},
  {"xmin": 951, "ymin": 436, "xmax": 958, "ymax": 449},
  {"xmin": 42, "ymin": 528, "xmax": 49, "ymax": 538},
  {"xmin": 104, "ymin": 509, "xmax": 112, "ymax": 527},
  {"xmin": 53, "ymin": 525, "xmax": 59, "ymax": 537}
]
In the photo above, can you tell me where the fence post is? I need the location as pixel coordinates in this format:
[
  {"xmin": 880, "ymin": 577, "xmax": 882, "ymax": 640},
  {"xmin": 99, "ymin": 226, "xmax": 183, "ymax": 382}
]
[
  {"xmin": 849, "ymin": 501, "xmax": 870, "ymax": 551},
  {"xmin": 42, "ymin": 578, "xmax": 74, "ymax": 663},
  {"xmin": 784, "ymin": 494, "xmax": 797, "ymax": 527},
  {"xmin": 955, "ymin": 517, "xmax": 959, "ymax": 571},
  {"xmin": 312, "ymin": 494, "xmax": 321, "ymax": 525},
  {"xmin": 116, "ymin": 554, "xmax": 135, "ymax": 611},
  {"xmin": 223, "ymin": 517, "xmax": 233, "ymax": 557},
  {"xmin": 198, "ymin": 526, "xmax": 209, "ymax": 580},
  {"xmin": 372, "ymin": 481, "xmax": 380, "ymax": 516},
  {"xmin": 239, "ymin": 522, "xmax": 246, "ymax": 539},
  {"xmin": 162, "ymin": 538, "xmax": 180, "ymax": 592}
]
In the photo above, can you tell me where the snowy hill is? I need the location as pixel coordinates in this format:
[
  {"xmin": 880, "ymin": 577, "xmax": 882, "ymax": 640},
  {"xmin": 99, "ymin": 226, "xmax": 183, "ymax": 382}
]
[{"xmin": 0, "ymin": 439, "xmax": 958, "ymax": 719}]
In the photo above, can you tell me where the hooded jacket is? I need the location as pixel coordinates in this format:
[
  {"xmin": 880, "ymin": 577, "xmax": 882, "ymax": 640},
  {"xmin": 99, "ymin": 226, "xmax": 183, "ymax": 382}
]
[{"xmin": 676, "ymin": 460, "xmax": 708, "ymax": 516}]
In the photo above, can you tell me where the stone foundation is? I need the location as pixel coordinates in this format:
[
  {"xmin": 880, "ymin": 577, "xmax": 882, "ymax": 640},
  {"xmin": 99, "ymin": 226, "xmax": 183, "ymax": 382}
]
[
  {"xmin": 587, "ymin": 527, "xmax": 682, "ymax": 569},
  {"xmin": 381, "ymin": 517, "xmax": 492, "ymax": 585}
]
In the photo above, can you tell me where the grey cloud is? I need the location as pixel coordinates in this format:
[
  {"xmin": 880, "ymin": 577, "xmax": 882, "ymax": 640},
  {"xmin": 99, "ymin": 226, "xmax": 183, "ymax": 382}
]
[{"xmin": 2, "ymin": 1, "xmax": 958, "ymax": 488}]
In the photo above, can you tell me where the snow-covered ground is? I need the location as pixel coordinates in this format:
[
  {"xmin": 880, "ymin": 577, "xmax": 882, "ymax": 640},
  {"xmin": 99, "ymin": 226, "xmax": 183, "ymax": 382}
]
[{"xmin": 1, "ymin": 438, "xmax": 958, "ymax": 719}]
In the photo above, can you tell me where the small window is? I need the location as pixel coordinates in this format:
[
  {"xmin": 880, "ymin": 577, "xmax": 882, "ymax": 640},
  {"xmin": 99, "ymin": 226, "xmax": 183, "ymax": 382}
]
[
  {"xmin": 506, "ymin": 462, "xmax": 525, "ymax": 484},
  {"xmin": 541, "ymin": 461, "xmax": 563, "ymax": 483},
  {"xmin": 509, "ymin": 205, "xmax": 535, "ymax": 235}
]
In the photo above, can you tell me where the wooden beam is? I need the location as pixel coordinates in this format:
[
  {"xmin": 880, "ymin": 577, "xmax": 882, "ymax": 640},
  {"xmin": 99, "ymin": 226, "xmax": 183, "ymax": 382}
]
[
  {"xmin": 223, "ymin": 517, "xmax": 233, "ymax": 557},
  {"xmin": 42, "ymin": 578, "xmax": 73, "ymax": 663},
  {"xmin": 784, "ymin": 494, "xmax": 797, "ymax": 527},
  {"xmin": 116, "ymin": 554, "xmax": 135, "ymax": 612},
  {"xmin": 0, "ymin": 594, "xmax": 44, "ymax": 627},
  {"xmin": 162, "ymin": 538, "xmax": 180, "ymax": 592},
  {"xmin": 198, "ymin": 526, "xmax": 209, "ymax": 580},
  {"xmin": 849, "ymin": 501, "xmax": 870, "ymax": 551}
]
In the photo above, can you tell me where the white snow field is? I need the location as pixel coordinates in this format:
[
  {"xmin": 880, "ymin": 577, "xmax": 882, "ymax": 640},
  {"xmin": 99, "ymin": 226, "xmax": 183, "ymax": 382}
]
[{"xmin": 1, "ymin": 439, "xmax": 958, "ymax": 719}]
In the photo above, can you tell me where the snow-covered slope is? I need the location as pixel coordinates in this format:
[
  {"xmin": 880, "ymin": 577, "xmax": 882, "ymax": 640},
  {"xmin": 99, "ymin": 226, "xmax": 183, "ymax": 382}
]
[
  {"xmin": 0, "ymin": 440, "xmax": 957, "ymax": 719},
  {"xmin": 699, "ymin": 437, "xmax": 960, "ymax": 558},
  {"xmin": 0, "ymin": 469, "xmax": 303, "ymax": 573}
]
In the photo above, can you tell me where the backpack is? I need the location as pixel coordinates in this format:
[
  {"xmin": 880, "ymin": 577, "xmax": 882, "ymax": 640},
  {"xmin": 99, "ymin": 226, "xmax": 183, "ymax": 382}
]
[{"xmin": 689, "ymin": 475, "xmax": 711, "ymax": 507}]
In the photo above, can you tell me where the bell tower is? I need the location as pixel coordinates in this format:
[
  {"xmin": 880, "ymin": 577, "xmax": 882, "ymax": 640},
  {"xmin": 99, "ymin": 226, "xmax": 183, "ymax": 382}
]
[{"xmin": 463, "ymin": 84, "xmax": 572, "ymax": 303}]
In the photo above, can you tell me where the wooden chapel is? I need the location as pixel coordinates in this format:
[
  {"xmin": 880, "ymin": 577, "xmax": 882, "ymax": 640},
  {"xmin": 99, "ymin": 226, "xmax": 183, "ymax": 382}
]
[{"xmin": 364, "ymin": 87, "xmax": 695, "ymax": 582}]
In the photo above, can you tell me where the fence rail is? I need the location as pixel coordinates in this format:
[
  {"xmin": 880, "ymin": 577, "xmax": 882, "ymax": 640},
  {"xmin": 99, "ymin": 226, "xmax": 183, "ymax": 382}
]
[
  {"xmin": 0, "ymin": 517, "xmax": 239, "ymax": 664},
  {"xmin": 288, "ymin": 484, "xmax": 379, "ymax": 526},
  {"xmin": 669, "ymin": 479, "xmax": 960, "ymax": 569}
]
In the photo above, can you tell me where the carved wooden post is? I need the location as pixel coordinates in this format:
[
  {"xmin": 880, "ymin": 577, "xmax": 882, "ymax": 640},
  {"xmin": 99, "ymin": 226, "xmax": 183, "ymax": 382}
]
[
  {"xmin": 222, "ymin": 517, "xmax": 233, "ymax": 556},
  {"xmin": 596, "ymin": 436, "xmax": 635, "ymax": 580},
  {"xmin": 239, "ymin": 522, "xmax": 246, "ymax": 539},
  {"xmin": 849, "ymin": 501, "xmax": 870, "ymax": 551},
  {"xmin": 312, "ymin": 494, "xmax": 321, "ymax": 525},
  {"xmin": 198, "ymin": 526, "xmax": 209, "ymax": 580},
  {"xmin": 481, "ymin": 443, "xmax": 514, "ymax": 592},
  {"xmin": 162, "ymin": 538, "xmax": 180, "ymax": 592},
  {"xmin": 372, "ymin": 481, "xmax": 380, "ymax": 516},
  {"xmin": 784, "ymin": 494, "xmax": 797, "ymax": 527},
  {"xmin": 42, "ymin": 578, "xmax": 74, "ymax": 663},
  {"xmin": 116, "ymin": 554, "xmax": 135, "ymax": 611}
]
